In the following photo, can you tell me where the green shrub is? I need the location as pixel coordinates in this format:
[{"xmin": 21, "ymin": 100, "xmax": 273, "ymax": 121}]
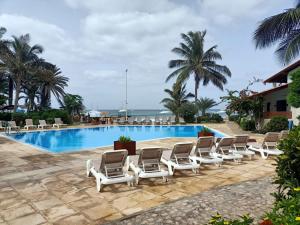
[
  {"xmin": 6, "ymin": 109, "xmax": 72, "ymax": 126},
  {"xmin": 274, "ymin": 127, "xmax": 300, "ymax": 201},
  {"xmin": 228, "ymin": 115, "xmax": 240, "ymax": 122},
  {"xmin": 197, "ymin": 113, "xmax": 224, "ymax": 123},
  {"xmin": 264, "ymin": 190, "xmax": 300, "ymax": 225},
  {"xmin": 207, "ymin": 213, "xmax": 253, "ymax": 225},
  {"xmin": 0, "ymin": 112, "xmax": 12, "ymax": 121},
  {"xmin": 179, "ymin": 102, "xmax": 198, "ymax": 123},
  {"xmin": 239, "ymin": 118, "xmax": 255, "ymax": 131},
  {"xmin": 288, "ymin": 68, "xmax": 300, "ymax": 108},
  {"xmin": 118, "ymin": 136, "xmax": 132, "ymax": 143},
  {"xmin": 263, "ymin": 116, "xmax": 288, "ymax": 133}
]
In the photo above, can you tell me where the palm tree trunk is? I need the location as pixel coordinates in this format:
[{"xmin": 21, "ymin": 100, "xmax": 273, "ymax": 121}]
[
  {"xmin": 13, "ymin": 79, "xmax": 21, "ymax": 113},
  {"xmin": 8, "ymin": 77, "xmax": 13, "ymax": 105}
]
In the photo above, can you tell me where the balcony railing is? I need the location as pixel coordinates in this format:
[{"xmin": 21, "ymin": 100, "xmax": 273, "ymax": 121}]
[{"xmin": 263, "ymin": 111, "xmax": 292, "ymax": 119}]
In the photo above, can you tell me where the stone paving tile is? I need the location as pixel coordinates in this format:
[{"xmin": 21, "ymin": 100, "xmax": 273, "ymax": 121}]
[
  {"xmin": 0, "ymin": 123, "xmax": 278, "ymax": 224},
  {"xmin": 105, "ymin": 177, "xmax": 275, "ymax": 225},
  {"xmin": 0, "ymin": 204, "xmax": 35, "ymax": 221},
  {"xmin": 8, "ymin": 213, "xmax": 46, "ymax": 225},
  {"xmin": 42, "ymin": 205, "xmax": 76, "ymax": 223},
  {"xmin": 53, "ymin": 214, "xmax": 91, "ymax": 225}
]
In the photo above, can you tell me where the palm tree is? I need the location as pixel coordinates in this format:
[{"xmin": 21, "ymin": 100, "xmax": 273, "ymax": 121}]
[
  {"xmin": 39, "ymin": 64, "xmax": 69, "ymax": 108},
  {"xmin": 254, "ymin": 1, "xmax": 300, "ymax": 64},
  {"xmin": 167, "ymin": 31, "xmax": 231, "ymax": 102},
  {"xmin": 161, "ymin": 82, "xmax": 194, "ymax": 122},
  {"xmin": 0, "ymin": 34, "xmax": 43, "ymax": 112},
  {"xmin": 196, "ymin": 97, "xmax": 217, "ymax": 116},
  {"xmin": 62, "ymin": 94, "xmax": 84, "ymax": 116}
]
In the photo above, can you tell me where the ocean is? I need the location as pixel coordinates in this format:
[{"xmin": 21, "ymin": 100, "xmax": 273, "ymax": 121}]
[{"xmin": 96, "ymin": 109, "xmax": 226, "ymax": 118}]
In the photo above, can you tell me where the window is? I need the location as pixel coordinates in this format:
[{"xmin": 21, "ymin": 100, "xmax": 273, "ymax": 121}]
[
  {"xmin": 276, "ymin": 100, "xmax": 287, "ymax": 112},
  {"xmin": 267, "ymin": 102, "xmax": 271, "ymax": 112}
]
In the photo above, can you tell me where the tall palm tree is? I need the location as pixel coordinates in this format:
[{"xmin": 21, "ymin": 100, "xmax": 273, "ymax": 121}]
[
  {"xmin": 0, "ymin": 34, "xmax": 43, "ymax": 112},
  {"xmin": 39, "ymin": 64, "xmax": 69, "ymax": 108},
  {"xmin": 254, "ymin": 1, "xmax": 300, "ymax": 64},
  {"xmin": 196, "ymin": 97, "xmax": 217, "ymax": 116},
  {"xmin": 62, "ymin": 94, "xmax": 84, "ymax": 116},
  {"xmin": 161, "ymin": 82, "xmax": 194, "ymax": 122},
  {"xmin": 167, "ymin": 31, "xmax": 231, "ymax": 102},
  {"xmin": 0, "ymin": 27, "xmax": 13, "ymax": 106}
]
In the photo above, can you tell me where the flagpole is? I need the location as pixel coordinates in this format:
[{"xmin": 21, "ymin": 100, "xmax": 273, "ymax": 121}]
[{"xmin": 125, "ymin": 69, "xmax": 128, "ymax": 121}]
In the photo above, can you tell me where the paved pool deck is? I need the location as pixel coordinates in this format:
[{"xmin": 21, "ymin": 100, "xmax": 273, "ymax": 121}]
[{"xmin": 0, "ymin": 122, "xmax": 275, "ymax": 225}]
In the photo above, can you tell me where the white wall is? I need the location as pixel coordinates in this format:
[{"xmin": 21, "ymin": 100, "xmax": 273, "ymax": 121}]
[
  {"xmin": 263, "ymin": 87, "xmax": 290, "ymax": 112},
  {"xmin": 291, "ymin": 107, "xmax": 300, "ymax": 125}
]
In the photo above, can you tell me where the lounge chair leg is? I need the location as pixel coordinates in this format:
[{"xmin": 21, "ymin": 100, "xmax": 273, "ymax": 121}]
[
  {"xmin": 96, "ymin": 179, "xmax": 102, "ymax": 192},
  {"xmin": 260, "ymin": 151, "xmax": 268, "ymax": 160},
  {"xmin": 127, "ymin": 181, "xmax": 131, "ymax": 187},
  {"xmin": 86, "ymin": 160, "xmax": 92, "ymax": 177},
  {"xmin": 163, "ymin": 176, "xmax": 168, "ymax": 182},
  {"xmin": 135, "ymin": 176, "xmax": 139, "ymax": 185}
]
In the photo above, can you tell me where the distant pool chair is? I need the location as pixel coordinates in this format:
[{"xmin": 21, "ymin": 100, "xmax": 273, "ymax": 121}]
[
  {"xmin": 24, "ymin": 119, "xmax": 37, "ymax": 130},
  {"xmin": 279, "ymin": 130, "xmax": 289, "ymax": 140},
  {"xmin": 231, "ymin": 135, "xmax": 255, "ymax": 160},
  {"xmin": 117, "ymin": 117, "xmax": 126, "ymax": 125},
  {"xmin": 53, "ymin": 118, "xmax": 67, "ymax": 128},
  {"xmin": 144, "ymin": 117, "xmax": 152, "ymax": 125},
  {"xmin": 179, "ymin": 117, "xmax": 186, "ymax": 124},
  {"xmin": 161, "ymin": 116, "xmax": 168, "ymax": 125},
  {"xmin": 0, "ymin": 121, "xmax": 5, "ymax": 131},
  {"xmin": 190, "ymin": 137, "xmax": 223, "ymax": 166},
  {"xmin": 248, "ymin": 132, "xmax": 283, "ymax": 159},
  {"xmin": 8, "ymin": 121, "xmax": 20, "ymax": 131},
  {"xmin": 136, "ymin": 117, "xmax": 142, "ymax": 125},
  {"xmin": 129, "ymin": 147, "xmax": 169, "ymax": 184},
  {"xmin": 38, "ymin": 120, "xmax": 51, "ymax": 129},
  {"xmin": 127, "ymin": 117, "xmax": 134, "ymax": 125},
  {"xmin": 169, "ymin": 116, "xmax": 176, "ymax": 125},
  {"xmin": 154, "ymin": 116, "xmax": 160, "ymax": 125},
  {"xmin": 161, "ymin": 142, "xmax": 200, "ymax": 175},
  {"xmin": 87, "ymin": 149, "xmax": 134, "ymax": 192},
  {"xmin": 212, "ymin": 137, "xmax": 243, "ymax": 163}
]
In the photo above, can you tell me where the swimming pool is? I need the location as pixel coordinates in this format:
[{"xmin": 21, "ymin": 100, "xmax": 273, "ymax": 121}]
[{"xmin": 8, "ymin": 125, "xmax": 224, "ymax": 153}]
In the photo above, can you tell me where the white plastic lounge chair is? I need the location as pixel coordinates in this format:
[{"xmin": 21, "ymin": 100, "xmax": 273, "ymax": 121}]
[
  {"xmin": 161, "ymin": 142, "xmax": 200, "ymax": 175},
  {"xmin": 212, "ymin": 137, "xmax": 243, "ymax": 162},
  {"xmin": 170, "ymin": 116, "xmax": 176, "ymax": 125},
  {"xmin": 128, "ymin": 117, "xmax": 134, "ymax": 125},
  {"xmin": 161, "ymin": 117, "xmax": 168, "ymax": 125},
  {"xmin": 0, "ymin": 121, "xmax": 5, "ymax": 131},
  {"xmin": 153, "ymin": 116, "xmax": 160, "ymax": 125},
  {"xmin": 53, "ymin": 118, "xmax": 67, "ymax": 128},
  {"xmin": 136, "ymin": 117, "xmax": 142, "ymax": 125},
  {"xmin": 190, "ymin": 137, "xmax": 223, "ymax": 166},
  {"xmin": 129, "ymin": 147, "xmax": 169, "ymax": 184},
  {"xmin": 179, "ymin": 117, "xmax": 186, "ymax": 124},
  {"xmin": 24, "ymin": 119, "xmax": 37, "ymax": 130},
  {"xmin": 38, "ymin": 120, "xmax": 51, "ymax": 129},
  {"xmin": 117, "ymin": 117, "xmax": 126, "ymax": 125},
  {"xmin": 231, "ymin": 135, "xmax": 255, "ymax": 159},
  {"xmin": 144, "ymin": 117, "xmax": 152, "ymax": 125},
  {"xmin": 8, "ymin": 121, "xmax": 20, "ymax": 131},
  {"xmin": 279, "ymin": 130, "xmax": 289, "ymax": 140},
  {"xmin": 248, "ymin": 132, "xmax": 283, "ymax": 159},
  {"xmin": 87, "ymin": 149, "xmax": 134, "ymax": 192}
]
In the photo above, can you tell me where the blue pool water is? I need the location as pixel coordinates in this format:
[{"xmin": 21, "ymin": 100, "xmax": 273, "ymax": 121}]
[{"xmin": 9, "ymin": 125, "xmax": 224, "ymax": 153}]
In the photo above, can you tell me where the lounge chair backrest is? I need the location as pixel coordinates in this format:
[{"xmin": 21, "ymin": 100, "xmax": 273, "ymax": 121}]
[
  {"xmin": 263, "ymin": 132, "xmax": 279, "ymax": 149},
  {"xmin": 39, "ymin": 120, "xmax": 47, "ymax": 125},
  {"xmin": 0, "ymin": 121, "xmax": 3, "ymax": 127},
  {"xmin": 170, "ymin": 116, "xmax": 175, "ymax": 122},
  {"xmin": 233, "ymin": 135, "xmax": 249, "ymax": 149},
  {"xmin": 170, "ymin": 142, "xmax": 193, "ymax": 161},
  {"xmin": 138, "ymin": 147, "xmax": 163, "ymax": 172},
  {"xmin": 54, "ymin": 118, "xmax": 63, "ymax": 124},
  {"xmin": 100, "ymin": 150, "xmax": 128, "ymax": 177},
  {"xmin": 179, "ymin": 117, "xmax": 185, "ymax": 123},
  {"xmin": 162, "ymin": 117, "xmax": 167, "ymax": 122},
  {"xmin": 216, "ymin": 137, "xmax": 234, "ymax": 153},
  {"xmin": 25, "ymin": 119, "xmax": 33, "ymax": 126},
  {"xmin": 9, "ymin": 121, "xmax": 17, "ymax": 127},
  {"xmin": 196, "ymin": 137, "xmax": 214, "ymax": 157},
  {"xmin": 128, "ymin": 117, "xmax": 134, "ymax": 122},
  {"xmin": 279, "ymin": 130, "xmax": 289, "ymax": 140},
  {"xmin": 119, "ymin": 118, "xmax": 125, "ymax": 122}
]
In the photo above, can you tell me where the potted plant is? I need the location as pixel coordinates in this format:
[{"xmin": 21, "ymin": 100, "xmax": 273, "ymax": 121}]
[
  {"xmin": 198, "ymin": 127, "xmax": 214, "ymax": 137},
  {"xmin": 114, "ymin": 136, "xmax": 136, "ymax": 155}
]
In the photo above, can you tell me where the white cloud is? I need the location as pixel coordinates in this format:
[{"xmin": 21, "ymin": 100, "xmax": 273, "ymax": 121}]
[{"xmin": 0, "ymin": 0, "xmax": 292, "ymax": 109}]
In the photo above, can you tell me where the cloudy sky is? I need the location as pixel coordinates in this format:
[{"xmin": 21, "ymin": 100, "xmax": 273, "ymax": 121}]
[{"xmin": 0, "ymin": 0, "xmax": 295, "ymax": 110}]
